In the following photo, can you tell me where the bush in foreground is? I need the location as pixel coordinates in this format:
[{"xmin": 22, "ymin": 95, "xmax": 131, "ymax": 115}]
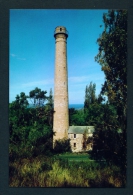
[
  {"xmin": 9, "ymin": 155, "xmax": 126, "ymax": 187},
  {"xmin": 54, "ymin": 138, "xmax": 72, "ymax": 154}
]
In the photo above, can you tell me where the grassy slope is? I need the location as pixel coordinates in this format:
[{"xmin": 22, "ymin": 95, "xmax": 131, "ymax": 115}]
[{"xmin": 9, "ymin": 153, "xmax": 125, "ymax": 187}]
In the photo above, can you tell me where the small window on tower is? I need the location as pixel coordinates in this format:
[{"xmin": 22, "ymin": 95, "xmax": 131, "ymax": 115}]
[
  {"xmin": 60, "ymin": 28, "xmax": 62, "ymax": 31},
  {"xmin": 74, "ymin": 143, "xmax": 76, "ymax": 147},
  {"xmin": 74, "ymin": 134, "xmax": 76, "ymax": 138}
]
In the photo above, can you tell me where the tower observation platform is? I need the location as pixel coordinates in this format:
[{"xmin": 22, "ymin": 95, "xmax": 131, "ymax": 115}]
[{"xmin": 54, "ymin": 26, "xmax": 68, "ymax": 38}]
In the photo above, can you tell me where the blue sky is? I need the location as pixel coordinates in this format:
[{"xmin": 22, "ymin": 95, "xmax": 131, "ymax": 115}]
[{"xmin": 10, "ymin": 9, "xmax": 108, "ymax": 104}]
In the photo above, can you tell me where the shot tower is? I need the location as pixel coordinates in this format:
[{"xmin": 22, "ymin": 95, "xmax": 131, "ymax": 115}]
[{"xmin": 53, "ymin": 26, "xmax": 69, "ymax": 143}]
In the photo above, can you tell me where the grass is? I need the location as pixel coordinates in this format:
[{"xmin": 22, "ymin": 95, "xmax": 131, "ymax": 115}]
[
  {"xmin": 9, "ymin": 153, "xmax": 126, "ymax": 187},
  {"xmin": 59, "ymin": 152, "xmax": 91, "ymax": 161}
]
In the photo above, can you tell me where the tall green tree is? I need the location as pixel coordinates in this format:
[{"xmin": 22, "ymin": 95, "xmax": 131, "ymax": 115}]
[
  {"xmin": 93, "ymin": 10, "xmax": 127, "ymax": 170},
  {"xmin": 45, "ymin": 88, "xmax": 54, "ymax": 126},
  {"xmin": 84, "ymin": 82, "xmax": 97, "ymax": 110},
  {"xmin": 69, "ymin": 108, "xmax": 85, "ymax": 126},
  {"xmin": 84, "ymin": 82, "xmax": 105, "ymax": 126},
  {"xmin": 95, "ymin": 10, "xmax": 127, "ymax": 128}
]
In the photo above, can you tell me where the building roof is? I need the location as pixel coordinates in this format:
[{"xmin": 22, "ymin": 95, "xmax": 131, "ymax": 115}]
[{"xmin": 68, "ymin": 126, "xmax": 95, "ymax": 134}]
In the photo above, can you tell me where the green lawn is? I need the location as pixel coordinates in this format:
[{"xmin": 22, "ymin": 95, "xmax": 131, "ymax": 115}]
[{"xmin": 58, "ymin": 153, "xmax": 92, "ymax": 162}]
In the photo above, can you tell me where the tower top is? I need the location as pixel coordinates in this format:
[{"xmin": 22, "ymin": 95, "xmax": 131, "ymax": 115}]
[{"xmin": 54, "ymin": 26, "xmax": 68, "ymax": 38}]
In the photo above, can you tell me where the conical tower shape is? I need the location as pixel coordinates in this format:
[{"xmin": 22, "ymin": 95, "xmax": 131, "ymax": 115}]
[{"xmin": 53, "ymin": 26, "xmax": 69, "ymax": 144}]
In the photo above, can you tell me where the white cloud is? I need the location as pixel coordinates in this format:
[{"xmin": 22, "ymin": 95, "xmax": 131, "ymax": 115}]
[
  {"xmin": 68, "ymin": 73, "xmax": 105, "ymax": 84},
  {"xmin": 10, "ymin": 53, "xmax": 17, "ymax": 57},
  {"xmin": 68, "ymin": 76, "xmax": 89, "ymax": 83},
  {"xmin": 17, "ymin": 58, "xmax": 26, "ymax": 61},
  {"xmin": 10, "ymin": 53, "xmax": 26, "ymax": 60},
  {"xmin": 68, "ymin": 73, "xmax": 105, "ymax": 103},
  {"xmin": 21, "ymin": 79, "xmax": 54, "ymax": 88}
]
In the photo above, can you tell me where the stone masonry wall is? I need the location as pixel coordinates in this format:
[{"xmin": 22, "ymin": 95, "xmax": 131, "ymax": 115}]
[
  {"xmin": 68, "ymin": 133, "xmax": 93, "ymax": 152},
  {"xmin": 53, "ymin": 29, "xmax": 69, "ymax": 142}
]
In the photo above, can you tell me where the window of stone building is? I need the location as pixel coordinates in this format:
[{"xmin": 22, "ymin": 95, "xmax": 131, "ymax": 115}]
[
  {"xmin": 74, "ymin": 143, "xmax": 76, "ymax": 147},
  {"xmin": 74, "ymin": 134, "xmax": 76, "ymax": 138}
]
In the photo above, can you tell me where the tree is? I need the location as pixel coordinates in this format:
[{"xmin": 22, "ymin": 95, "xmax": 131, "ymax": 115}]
[
  {"xmin": 11, "ymin": 92, "xmax": 29, "ymax": 109},
  {"xmin": 9, "ymin": 88, "xmax": 54, "ymax": 160},
  {"xmin": 84, "ymin": 82, "xmax": 97, "ymax": 110},
  {"xmin": 82, "ymin": 129, "xmax": 88, "ymax": 150},
  {"xmin": 69, "ymin": 108, "xmax": 85, "ymax": 126},
  {"xmin": 29, "ymin": 87, "xmax": 47, "ymax": 106},
  {"xmin": 54, "ymin": 138, "xmax": 72, "ymax": 154},
  {"xmin": 84, "ymin": 82, "xmax": 106, "ymax": 126},
  {"xmin": 9, "ymin": 92, "xmax": 29, "ymax": 127},
  {"xmin": 93, "ymin": 10, "xmax": 127, "ymax": 170},
  {"xmin": 46, "ymin": 88, "xmax": 54, "ymax": 108},
  {"xmin": 9, "ymin": 92, "xmax": 30, "ymax": 158},
  {"xmin": 95, "ymin": 10, "xmax": 127, "ymax": 129},
  {"xmin": 45, "ymin": 88, "xmax": 54, "ymax": 126}
]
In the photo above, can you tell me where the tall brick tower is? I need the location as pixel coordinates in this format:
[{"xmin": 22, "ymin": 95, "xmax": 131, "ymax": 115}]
[{"xmin": 53, "ymin": 26, "xmax": 69, "ymax": 144}]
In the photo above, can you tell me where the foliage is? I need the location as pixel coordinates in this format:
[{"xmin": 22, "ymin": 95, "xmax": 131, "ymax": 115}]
[
  {"xmin": 85, "ymin": 103, "xmax": 118, "ymax": 126},
  {"xmin": 54, "ymin": 138, "xmax": 72, "ymax": 154},
  {"xmin": 83, "ymin": 82, "xmax": 110, "ymax": 126},
  {"xmin": 82, "ymin": 129, "xmax": 88, "ymax": 150},
  {"xmin": 46, "ymin": 88, "xmax": 54, "ymax": 108},
  {"xmin": 84, "ymin": 82, "xmax": 97, "ymax": 109},
  {"xmin": 14, "ymin": 92, "xmax": 29, "ymax": 108},
  {"xmin": 9, "ymin": 10, "xmax": 127, "ymax": 184},
  {"xmin": 93, "ymin": 10, "xmax": 127, "ymax": 171},
  {"xmin": 9, "ymin": 84, "xmax": 126, "ymax": 187},
  {"xmin": 45, "ymin": 88, "xmax": 54, "ymax": 126},
  {"xmin": 9, "ymin": 155, "xmax": 126, "ymax": 187},
  {"xmin": 95, "ymin": 10, "xmax": 127, "ymax": 127},
  {"xmin": 90, "ymin": 128, "xmax": 123, "ymax": 165},
  {"xmin": 9, "ymin": 88, "xmax": 54, "ymax": 161},
  {"xmin": 69, "ymin": 108, "xmax": 85, "ymax": 126},
  {"xmin": 29, "ymin": 87, "xmax": 47, "ymax": 106}
]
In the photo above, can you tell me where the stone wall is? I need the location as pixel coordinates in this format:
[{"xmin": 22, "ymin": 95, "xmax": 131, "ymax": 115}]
[
  {"xmin": 68, "ymin": 133, "xmax": 93, "ymax": 152},
  {"xmin": 53, "ymin": 27, "xmax": 69, "ymax": 143}
]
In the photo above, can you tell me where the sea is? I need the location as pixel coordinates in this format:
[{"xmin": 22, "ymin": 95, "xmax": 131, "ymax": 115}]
[
  {"xmin": 28, "ymin": 104, "xmax": 84, "ymax": 110},
  {"xmin": 69, "ymin": 104, "xmax": 84, "ymax": 110}
]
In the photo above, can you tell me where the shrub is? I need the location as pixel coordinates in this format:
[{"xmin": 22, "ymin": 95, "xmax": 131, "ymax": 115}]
[{"xmin": 54, "ymin": 138, "xmax": 72, "ymax": 154}]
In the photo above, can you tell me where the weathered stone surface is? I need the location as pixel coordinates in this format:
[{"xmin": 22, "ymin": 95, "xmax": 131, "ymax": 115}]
[
  {"xmin": 53, "ymin": 27, "xmax": 95, "ymax": 152},
  {"xmin": 53, "ymin": 26, "xmax": 69, "ymax": 142},
  {"xmin": 68, "ymin": 126, "xmax": 94, "ymax": 152}
]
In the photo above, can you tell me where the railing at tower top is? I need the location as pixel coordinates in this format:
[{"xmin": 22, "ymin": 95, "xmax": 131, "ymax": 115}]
[{"xmin": 54, "ymin": 28, "xmax": 69, "ymax": 37}]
